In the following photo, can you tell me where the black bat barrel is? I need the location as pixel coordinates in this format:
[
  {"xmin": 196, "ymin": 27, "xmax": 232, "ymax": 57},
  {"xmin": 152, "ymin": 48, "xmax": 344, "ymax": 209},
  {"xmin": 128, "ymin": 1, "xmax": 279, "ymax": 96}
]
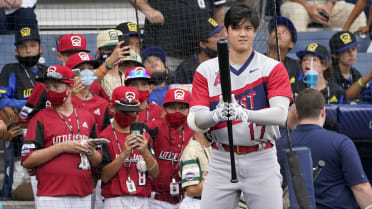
[{"xmin": 217, "ymin": 39, "xmax": 232, "ymax": 103}]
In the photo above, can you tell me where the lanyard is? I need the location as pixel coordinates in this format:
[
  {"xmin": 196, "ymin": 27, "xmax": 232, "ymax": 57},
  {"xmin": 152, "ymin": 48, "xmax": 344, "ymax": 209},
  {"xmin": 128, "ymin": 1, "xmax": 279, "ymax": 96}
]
[
  {"xmin": 112, "ymin": 124, "xmax": 133, "ymax": 175},
  {"xmin": 168, "ymin": 127, "xmax": 184, "ymax": 178},
  {"xmin": 55, "ymin": 106, "xmax": 81, "ymax": 138},
  {"xmin": 23, "ymin": 67, "xmax": 35, "ymax": 87}
]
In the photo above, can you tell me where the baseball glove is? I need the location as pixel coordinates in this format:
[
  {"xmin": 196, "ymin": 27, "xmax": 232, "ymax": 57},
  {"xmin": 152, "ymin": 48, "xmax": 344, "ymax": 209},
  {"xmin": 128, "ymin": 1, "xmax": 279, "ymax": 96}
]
[{"xmin": 0, "ymin": 106, "xmax": 23, "ymax": 141}]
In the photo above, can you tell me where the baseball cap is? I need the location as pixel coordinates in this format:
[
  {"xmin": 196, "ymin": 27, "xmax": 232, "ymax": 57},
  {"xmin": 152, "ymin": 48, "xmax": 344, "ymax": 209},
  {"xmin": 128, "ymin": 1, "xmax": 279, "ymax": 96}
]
[
  {"xmin": 268, "ymin": 16, "xmax": 297, "ymax": 44},
  {"xmin": 124, "ymin": 66, "xmax": 151, "ymax": 85},
  {"xmin": 15, "ymin": 27, "xmax": 40, "ymax": 45},
  {"xmin": 163, "ymin": 88, "xmax": 191, "ymax": 106},
  {"xmin": 111, "ymin": 86, "xmax": 142, "ymax": 112},
  {"xmin": 202, "ymin": 17, "xmax": 224, "ymax": 40},
  {"xmin": 329, "ymin": 31, "xmax": 358, "ymax": 54},
  {"xmin": 296, "ymin": 43, "xmax": 330, "ymax": 60},
  {"xmin": 97, "ymin": 29, "xmax": 123, "ymax": 49},
  {"xmin": 39, "ymin": 65, "xmax": 74, "ymax": 86},
  {"xmin": 58, "ymin": 34, "xmax": 90, "ymax": 53},
  {"xmin": 141, "ymin": 47, "xmax": 166, "ymax": 64},
  {"xmin": 116, "ymin": 22, "xmax": 143, "ymax": 37},
  {"xmin": 65, "ymin": 52, "xmax": 99, "ymax": 69},
  {"xmin": 119, "ymin": 50, "xmax": 144, "ymax": 66}
]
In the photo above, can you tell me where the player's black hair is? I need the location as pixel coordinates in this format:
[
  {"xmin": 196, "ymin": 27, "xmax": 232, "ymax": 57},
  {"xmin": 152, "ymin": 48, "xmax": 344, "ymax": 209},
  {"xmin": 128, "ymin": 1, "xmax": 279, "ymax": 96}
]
[
  {"xmin": 295, "ymin": 88, "xmax": 325, "ymax": 120},
  {"xmin": 224, "ymin": 2, "xmax": 260, "ymax": 31}
]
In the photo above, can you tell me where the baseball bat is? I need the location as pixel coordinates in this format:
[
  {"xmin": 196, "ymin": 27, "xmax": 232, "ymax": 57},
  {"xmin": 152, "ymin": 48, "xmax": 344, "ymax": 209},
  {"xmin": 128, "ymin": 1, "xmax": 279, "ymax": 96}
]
[{"xmin": 217, "ymin": 39, "xmax": 238, "ymax": 183}]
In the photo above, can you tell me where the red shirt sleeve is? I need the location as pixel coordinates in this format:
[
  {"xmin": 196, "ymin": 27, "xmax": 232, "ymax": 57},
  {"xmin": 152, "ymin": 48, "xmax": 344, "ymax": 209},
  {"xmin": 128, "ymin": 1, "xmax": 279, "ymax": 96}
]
[
  {"xmin": 266, "ymin": 63, "xmax": 293, "ymax": 105},
  {"xmin": 190, "ymin": 71, "xmax": 210, "ymax": 108}
]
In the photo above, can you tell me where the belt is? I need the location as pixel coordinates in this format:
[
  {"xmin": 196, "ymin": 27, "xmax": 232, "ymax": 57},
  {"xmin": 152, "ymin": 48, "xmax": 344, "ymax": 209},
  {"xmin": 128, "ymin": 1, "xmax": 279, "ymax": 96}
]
[{"xmin": 212, "ymin": 141, "xmax": 273, "ymax": 155}]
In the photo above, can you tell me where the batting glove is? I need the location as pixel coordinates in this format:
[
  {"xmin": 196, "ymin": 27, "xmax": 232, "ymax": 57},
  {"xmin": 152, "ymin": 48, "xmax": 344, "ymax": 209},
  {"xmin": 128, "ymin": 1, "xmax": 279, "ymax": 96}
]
[
  {"xmin": 228, "ymin": 94, "xmax": 249, "ymax": 122},
  {"xmin": 212, "ymin": 95, "xmax": 229, "ymax": 123}
]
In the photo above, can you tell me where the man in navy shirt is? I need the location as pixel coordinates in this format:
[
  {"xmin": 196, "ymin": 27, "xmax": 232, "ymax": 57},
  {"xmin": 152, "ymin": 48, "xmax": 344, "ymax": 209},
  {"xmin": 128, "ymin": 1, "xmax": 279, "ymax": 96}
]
[{"xmin": 276, "ymin": 88, "xmax": 372, "ymax": 209}]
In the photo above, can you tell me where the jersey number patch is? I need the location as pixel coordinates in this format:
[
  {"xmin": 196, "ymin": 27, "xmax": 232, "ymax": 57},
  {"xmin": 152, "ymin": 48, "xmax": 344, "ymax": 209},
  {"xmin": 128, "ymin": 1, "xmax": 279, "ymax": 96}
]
[{"xmin": 249, "ymin": 123, "xmax": 266, "ymax": 140}]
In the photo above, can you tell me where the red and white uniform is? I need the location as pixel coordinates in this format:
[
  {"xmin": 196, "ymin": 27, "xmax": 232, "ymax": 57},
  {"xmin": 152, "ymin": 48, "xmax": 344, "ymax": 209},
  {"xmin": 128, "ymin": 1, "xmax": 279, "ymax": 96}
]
[
  {"xmin": 137, "ymin": 102, "xmax": 163, "ymax": 123},
  {"xmin": 99, "ymin": 126, "xmax": 153, "ymax": 198},
  {"xmin": 21, "ymin": 106, "xmax": 97, "ymax": 197},
  {"xmin": 72, "ymin": 94, "xmax": 111, "ymax": 134},
  {"xmin": 89, "ymin": 81, "xmax": 110, "ymax": 102},
  {"xmin": 146, "ymin": 118, "xmax": 193, "ymax": 204}
]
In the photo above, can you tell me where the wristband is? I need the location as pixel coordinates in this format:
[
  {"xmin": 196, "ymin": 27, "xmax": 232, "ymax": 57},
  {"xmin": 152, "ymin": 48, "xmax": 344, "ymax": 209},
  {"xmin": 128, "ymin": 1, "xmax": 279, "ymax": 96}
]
[
  {"xmin": 98, "ymin": 66, "xmax": 107, "ymax": 75},
  {"xmin": 147, "ymin": 160, "xmax": 157, "ymax": 171},
  {"xmin": 105, "ymin": 59, "xmax": 113, "ymax": 70},
  {"xmin": 358, "ymin": 78, "xmax": 366, "ymax": 87}
]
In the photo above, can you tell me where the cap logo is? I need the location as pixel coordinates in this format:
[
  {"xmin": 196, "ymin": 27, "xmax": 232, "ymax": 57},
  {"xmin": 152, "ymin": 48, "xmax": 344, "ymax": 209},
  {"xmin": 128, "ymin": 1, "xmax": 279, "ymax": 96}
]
[
  {"xmin": 208, "ymin": 18, "xmax": 218, "ymax": 27},
  {"xmin": 125, "ymin": 91, "xmax": 136, "ymax": 102},
  {"xmin": 135, "ymin": 67, "xmax": 144, "ymax": 74},
  {"xmin": 108, "ymin": 31, "xmax": 119, "ymax": 40},
  {"xmin": 78, "ymin": 52, "xmax": 90, "ymax": 61},
  {"xmin": 20, "ymin": 27, "xmax": 31, "ymax": 37},
  {"xmin": 174, "ymin": 89, "xmax": 185, "ymax": 100},
  {"xmin": 46, "ymin": 66, "xmax": 63, "ymax": 79},
  {"xmin": 307, "ymin": 43, "xmax": 318, "ymax": 52},
  {"xmin": 71, "ymin": 36, "xmax": 82, "ymax": 47},
  {"xmin": 127, "ymin": 22, "xmax": 137, "ymax": 32},
  {"xmin": 340, "ymin": 33, "xmax": 352, "ymax": 45}
]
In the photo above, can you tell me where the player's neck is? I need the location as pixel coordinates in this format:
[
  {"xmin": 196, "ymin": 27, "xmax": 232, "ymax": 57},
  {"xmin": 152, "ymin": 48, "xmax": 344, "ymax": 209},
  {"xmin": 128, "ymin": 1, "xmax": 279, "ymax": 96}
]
[
  {"xmin": 198, "ymin": 51, "xmax": 210, "ymax": 63},
  {"xmin": 299, "ymin": 118, "xmax": 324, "ymax": 127},
  {"xmin": 54, "ymin": 99, "xmax": 74, "ymax": 116},
  {"xmin": 113, "ymin": 120, "xmax": 130, "ymax": 133},
  {"xmin": 229, "ymin": 48, "xmax": 253, "ymax": 65},
  {"xmin": 76, "ymin": 88, "xmax": 92, "ymax": 101},
  {"xmin": 338, "ymin": 62, "xmax": 352, "ymax": 78},
  {"xmin": 139, "ymin": 101, "xmax": 148, "ymax": 109}
]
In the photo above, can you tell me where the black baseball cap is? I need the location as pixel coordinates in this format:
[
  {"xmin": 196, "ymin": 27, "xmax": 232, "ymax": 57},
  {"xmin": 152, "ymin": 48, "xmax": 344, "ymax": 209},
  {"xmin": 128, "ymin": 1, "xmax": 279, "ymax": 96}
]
[
  {"xmin": 268, "ymin": 16, "xmax": 297, "ymax": 44},
  {"xmin": 201, "ymin": 17, "xmax": 224, "ymax": 41},
  {"xmin": 15, "ymin": 27, "xmax": 40, "ymax": 45},
  {"xmin": 296, "ymin": 43, "xmax": 330, "ymax": 60},
  {"xmin": 116, "ymin": 22, "xmax": 143, "ymax": 37},
  {"xmin": 329, "ymin": 31, "xmax": 358, "ymax": 54}
]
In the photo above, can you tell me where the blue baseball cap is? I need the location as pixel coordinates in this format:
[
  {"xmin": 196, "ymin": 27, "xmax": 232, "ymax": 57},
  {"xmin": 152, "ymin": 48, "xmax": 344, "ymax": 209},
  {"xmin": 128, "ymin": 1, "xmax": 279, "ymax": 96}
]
[
  {"xmin": 296, "ymin": 43, "xmax": 330, "ymax": 60},
  {"xmin": 141, "ymin": 47, "xmax": 166, "ymax": 64},
  {"xmin": 268, "ymin": 16, "xmax": 297, "ymax": 44},
  {"xmin": 15, "ymin": 27, "xmax": 40, "ymax": 45}
]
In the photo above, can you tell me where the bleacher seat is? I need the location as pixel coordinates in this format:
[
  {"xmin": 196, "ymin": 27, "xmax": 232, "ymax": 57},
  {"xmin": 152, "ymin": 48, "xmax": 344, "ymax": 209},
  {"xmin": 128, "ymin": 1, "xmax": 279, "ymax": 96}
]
[{"xmin": 338, "ymin": 104, "xmax": 372, "ymax": 139}]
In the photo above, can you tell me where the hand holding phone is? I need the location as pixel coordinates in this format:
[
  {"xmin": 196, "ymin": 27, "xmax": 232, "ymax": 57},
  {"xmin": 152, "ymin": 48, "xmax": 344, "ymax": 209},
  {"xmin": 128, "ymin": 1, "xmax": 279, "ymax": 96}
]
[
  {"xmin": 72, "ymin": 68, "xmax": 80, "ymax": 77},
  {"xmin": 130, "ymin": 122, "xmax": 145, "ymax": 144},
  {"xmin": 319, "ymin": 9, "xmax": 329, "ymax": 21}
]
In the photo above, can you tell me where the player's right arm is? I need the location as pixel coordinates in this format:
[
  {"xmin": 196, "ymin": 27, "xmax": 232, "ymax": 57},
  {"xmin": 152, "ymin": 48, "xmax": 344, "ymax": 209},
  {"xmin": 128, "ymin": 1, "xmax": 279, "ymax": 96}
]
[
  {"xmin": 128, "ymin": 0, "xmax": 164, "ymax": 24},
  {"xmin": 100, "ymin": 134, "xmax": 137, "ymax": 183}
]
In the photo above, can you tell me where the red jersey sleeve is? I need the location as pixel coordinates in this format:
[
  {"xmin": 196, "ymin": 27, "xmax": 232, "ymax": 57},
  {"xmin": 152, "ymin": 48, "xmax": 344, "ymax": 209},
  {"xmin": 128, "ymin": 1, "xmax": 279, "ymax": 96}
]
[
  {"xmin": 267, "ymin": 63, "xmax": 293, "ymax": 105},
  {"xmin": 190, "ymin": 71, "xmax": 210, "ymax": 108}
]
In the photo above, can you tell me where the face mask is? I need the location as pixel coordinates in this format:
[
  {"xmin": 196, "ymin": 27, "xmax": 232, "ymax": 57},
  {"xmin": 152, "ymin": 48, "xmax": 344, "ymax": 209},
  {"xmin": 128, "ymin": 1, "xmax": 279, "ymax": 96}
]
[
  {"xmin": 80, "ymin": 69, "xmax": 97, "ymax": 87},
  {"xmin": 114, "ymin": 112, "xmax": 137, "ymax": 128},
  {"xmin": 17, "ymin": 54, "xmax": 41, "ymax": 68},
  {"xmin": 138, "ymin": 90, "xmax": 150, "ymax": 103},
  {"xmin": 99, "ymin": 53, "xmax": 111, "ymax": 62},
  {"xmin": 166, "ymin": 112, "xmax": 187, "ymax": 128},
  {"xmin": 46, "ymin": 89, "xmax": 69, "ymax": 107},
  {"xmin": 151, "ymin": 71, "xmax": 167, "ymax": 85},
  {"xmin": 204, "ymin": 47, "xmax": 218, "ymax": 58}
]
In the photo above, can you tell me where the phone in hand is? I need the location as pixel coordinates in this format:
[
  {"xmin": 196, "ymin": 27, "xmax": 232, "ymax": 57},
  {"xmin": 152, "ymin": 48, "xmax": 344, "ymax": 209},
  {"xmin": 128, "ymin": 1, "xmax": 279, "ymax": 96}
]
[
  {"xmin": 72, "ymin": 68, "xmax": 80, "ymax": 77},
  {"xmin": 130, "ymin": 122, "xmax": 145, "ymax": 144},
  {"xmin": 118, "ymin": 34, "xmax": 130, "ymax": 56},
  {"xmin": 319, "ymin": 9, "xmax": 329, "ymax": 21}
]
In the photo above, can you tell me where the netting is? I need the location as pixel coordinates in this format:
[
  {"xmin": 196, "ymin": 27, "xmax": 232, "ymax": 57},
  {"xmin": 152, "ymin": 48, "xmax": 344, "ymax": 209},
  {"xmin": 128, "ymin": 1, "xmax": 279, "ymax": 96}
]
[{"xmin": 0, "ymin": 0, "xmax": 371, "ymax": 208}]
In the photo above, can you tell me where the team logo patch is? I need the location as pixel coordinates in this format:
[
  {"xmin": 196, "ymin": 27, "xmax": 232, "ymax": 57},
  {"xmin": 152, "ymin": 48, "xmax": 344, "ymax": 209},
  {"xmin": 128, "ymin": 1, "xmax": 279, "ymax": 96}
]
[
  {"xmin": 71, "ymin": 36, "xmax": 82, "ymax": 47},
  {"xmin": 185, "ymin": 172, "xmax": 195, "ymax": 180},
  {"xmin": 46, "ymin": 66, "xmax": 63, "ymax": 79},
  {"xmin": 214, "ymin": 72, "xmax": 221, "ymax": 86},
  {"xmin": 78, "ymin": 52, "xmax": 90, "ymax": 61},
  {"xmin": 208, "ymin": 18, "xmax": 218, "ymax": 27},
  {"xmin": 127, "ymin": 22, "xmax": 137, "ymax": 32},
  {"xmin": 340, "ymin": 33, "xmax": 352, "ymax": 45},
  {"xmin": 109, "ymin": 31, "xmax": 119, "ymax": 40},
  {"xmin": 125, "ymin": 91, "xmax": 136, "ymax": 102},
  {"xmin": 174, "ymin": 89, "xmax": 185, "ymax": 100},
  {"xmin": 21, "ymin": 143, "xmax": 35, "ymax": 155},
  {"xmin": 329, "ymin": 96, "xmax": 338, "ymax": 103},
  {"xmin": 20, "ymin": 27, "xmax": 31, "ymax": 37},
  {"xmin": 82, "ymin": 122, "xmax": 88, "ymax": 128},
  {"xmin": 307, "ymin": 43, "xmax": 318, "ymax": 52},
  {"xmin": 94, "ymin": 108, "xmax": 101, "ymax": 115}
]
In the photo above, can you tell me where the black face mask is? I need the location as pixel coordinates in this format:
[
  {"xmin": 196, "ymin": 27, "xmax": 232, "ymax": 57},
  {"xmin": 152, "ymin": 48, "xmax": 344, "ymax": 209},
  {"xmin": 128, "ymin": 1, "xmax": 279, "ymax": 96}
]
[
  {"xmin": 17, "ymin": 54, "xmax": 41, "ymax": 68},
  {"xmin": 151, "ymin": 71, "xmax": 168, "ymax": 85},
  {"xmin": 99, "ymin": 53, "xmax": 112, "ymax": 62},
  {"xmin": 204, "ymin": 47, "xmax": 218, "ymax": 58}
]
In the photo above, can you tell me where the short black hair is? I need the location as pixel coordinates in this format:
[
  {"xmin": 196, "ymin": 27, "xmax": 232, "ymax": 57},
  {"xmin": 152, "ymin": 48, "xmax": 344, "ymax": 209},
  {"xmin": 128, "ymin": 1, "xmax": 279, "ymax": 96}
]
[
  {"xmin": 295, "ymin": 88, "xmax": 325, "ymax": 120},
  {"xmin": 224, "ymin": 2, "xmax": 260, "ymax": 31}
]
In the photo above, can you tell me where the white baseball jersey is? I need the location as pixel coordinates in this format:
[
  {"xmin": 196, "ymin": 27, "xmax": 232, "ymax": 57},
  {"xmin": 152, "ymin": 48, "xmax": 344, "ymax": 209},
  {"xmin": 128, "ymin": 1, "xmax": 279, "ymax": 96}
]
[{"xmin": 191, "ymin": 51, "xmax": 293, "ymax": 146}]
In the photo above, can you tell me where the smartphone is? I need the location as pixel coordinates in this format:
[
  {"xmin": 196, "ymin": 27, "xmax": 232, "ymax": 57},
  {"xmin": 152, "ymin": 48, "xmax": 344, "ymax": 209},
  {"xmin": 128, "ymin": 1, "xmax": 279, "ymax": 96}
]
[
  {"xmin": 72, "ymin": 68, "xmax": 80, "ymax": 77},
  {"xmin": 319, "ymin": 9, "xmax": 329, "ymax": 21},
  {"xmin": 118, "ymin": 34, "xmax": 130, "ymax": 49},
  {"xmin": 130, "ymin": 122, "xmax": 145, "ymax": 145}
]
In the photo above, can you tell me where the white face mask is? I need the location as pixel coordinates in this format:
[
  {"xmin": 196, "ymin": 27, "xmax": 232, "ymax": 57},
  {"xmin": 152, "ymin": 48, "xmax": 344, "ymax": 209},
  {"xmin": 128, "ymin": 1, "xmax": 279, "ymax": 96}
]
[{"xmin": 80, "ymin": 69, "xmax": 97, "ymax": 87}]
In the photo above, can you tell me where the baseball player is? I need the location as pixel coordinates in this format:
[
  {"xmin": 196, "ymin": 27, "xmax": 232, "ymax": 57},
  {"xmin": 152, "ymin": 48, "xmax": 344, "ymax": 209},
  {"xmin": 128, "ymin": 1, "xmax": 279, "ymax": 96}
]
[
  {"xmin": 124, "ymin": 66, "xmax": 163, "ymax": 122},
  {"xmin": 66, "ymin": 52, "xmax": 111, "ymax": 133},
  {"xmin": 99, "ymin": 86, "xmax": 159, "ymax": 209},
  {"xmin": 21, "ymin": 65, "xmax": 101, "ymax": 209},
  {"xmin": 187, "ymin": 3, "xmax": 293, "ymax": 209},
  {"xmin": 146, "ymin": 88, "xmax": 193, "ymax": 209}
]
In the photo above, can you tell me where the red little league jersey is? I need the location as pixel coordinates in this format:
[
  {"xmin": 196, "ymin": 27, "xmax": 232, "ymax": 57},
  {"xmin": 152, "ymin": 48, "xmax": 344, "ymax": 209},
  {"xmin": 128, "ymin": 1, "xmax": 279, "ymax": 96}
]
[
  {"xmin": 99, "ymin": 125, "xmax": 153, "ymax": 198},
  {"xmin": 72, "ymin": 94, "xmax": 111, "ymax": 133},
  {"xmin": 137, "ymin": 101, "xmax": 163, "ymax": 123},
  {"xmin": 89, "ymin": 81, "xmax": 109, "ymax": 102},
  {"xmin": 21, "ymin": 106, "xmax": 97, "ymax": 197},
  {"xmin": 146, "ymin": 118, "xmax": 193, "ymax": 204}
]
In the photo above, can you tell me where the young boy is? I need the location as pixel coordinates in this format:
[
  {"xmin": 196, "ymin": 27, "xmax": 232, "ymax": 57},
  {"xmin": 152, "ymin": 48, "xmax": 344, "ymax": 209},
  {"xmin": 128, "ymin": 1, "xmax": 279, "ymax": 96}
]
[
  {"xmin": 99, "ymin": 86, "xmax": 159, "ymax": 209},
  {"xmin": 124, "ymin": 66, "xmax": 163, "ymax": 122},
  {"xmin": 21, "ymin": 65, "xmax": 101, "ymax": 209},
  {"xmin": 146, "ymin": 88, "xmax": 193, "ymax": 209}
]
